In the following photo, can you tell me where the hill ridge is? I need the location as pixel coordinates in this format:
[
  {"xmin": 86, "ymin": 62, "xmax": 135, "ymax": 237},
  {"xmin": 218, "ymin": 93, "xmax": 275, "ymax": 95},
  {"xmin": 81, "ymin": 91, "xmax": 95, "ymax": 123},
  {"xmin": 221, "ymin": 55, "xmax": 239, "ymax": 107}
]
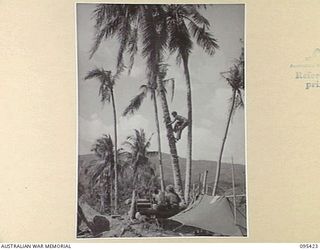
[{"xmin": 78, "ymin": 152, "xmax": 246, "ymax": 194}]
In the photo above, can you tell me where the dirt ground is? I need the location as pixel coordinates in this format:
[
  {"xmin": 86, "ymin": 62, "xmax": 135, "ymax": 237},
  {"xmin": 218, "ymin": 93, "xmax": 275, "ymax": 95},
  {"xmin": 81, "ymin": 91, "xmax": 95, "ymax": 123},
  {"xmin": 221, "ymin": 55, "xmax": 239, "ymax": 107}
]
[{"xmin": 78, "ymin": 200, "xmax": 186, "ymax": 238}]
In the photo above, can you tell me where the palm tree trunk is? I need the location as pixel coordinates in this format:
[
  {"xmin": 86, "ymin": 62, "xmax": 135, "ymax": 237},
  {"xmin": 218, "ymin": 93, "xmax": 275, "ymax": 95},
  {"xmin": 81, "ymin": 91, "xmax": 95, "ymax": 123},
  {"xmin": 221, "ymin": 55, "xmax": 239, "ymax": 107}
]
[
  {"xmin": 108, "ymin": 174, "xmax": 113, "ymax": 213},
  {"xmin": 212, "ymin": 89, "xmax": 237, "ymax": 196},
  {"xmin": 182, "ymin": 54, "xmax": 192, "ymax": 204},
  {"xmin": 110, "ymin": 89, "xmax": 118, "ymax": 214},
  {"xmin": 158, "ymin": 85, "xmax": 184, "ymax": 203},
  {"xmin": 129, "ymin": 190, "xmax": 136, "ymax": 220},
  {"xmin": 152, "ymin": 91, "xmax": 165, "ymax": 192},
  {"xmin": 100, "ymin": 193, "xmax": 105, "ymax": 214}
]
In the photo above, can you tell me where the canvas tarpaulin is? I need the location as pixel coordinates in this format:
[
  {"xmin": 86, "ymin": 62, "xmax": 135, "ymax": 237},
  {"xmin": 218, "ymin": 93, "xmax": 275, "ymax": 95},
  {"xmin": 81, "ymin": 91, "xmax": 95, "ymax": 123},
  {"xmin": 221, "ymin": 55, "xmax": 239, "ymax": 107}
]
[{"xmin": 169, "ymin": 195, "xmax": 247, "ymax": 236}]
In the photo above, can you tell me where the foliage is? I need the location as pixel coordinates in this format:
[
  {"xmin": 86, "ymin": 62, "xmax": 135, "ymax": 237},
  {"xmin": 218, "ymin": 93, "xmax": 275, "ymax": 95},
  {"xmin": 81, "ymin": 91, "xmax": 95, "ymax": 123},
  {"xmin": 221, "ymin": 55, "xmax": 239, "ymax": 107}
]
[
  {"xmin": 123, "ymin": 129, "xmax": 157, "ymax": 192},
  {"xmin": 89, "ymin": 4, "xmax": 219, "ymax": 74},
  {"xmin": 84, "ymin": 68, "xmax": 116, "ymax": 105},
  {"xmin": 212, "ymin": 48, "xmax": 245, "ymax": 196},
  {"xmin": 221, "ymin": 47, "xmax": 245, "ymax": 112},
  {"xmin": 84, "ymin": 135, "xmax": 129, "ymax": 213},
  {"xmin": 164, "ymin": 4, "xmax": 219, "ymax": 63},
  {"xmin": 122, "ymin": 64, "xmax": 175, "ymax": 117},
  {"xmin": 83, "ymin": 130, "xmax": 159, "ymax": 213}
]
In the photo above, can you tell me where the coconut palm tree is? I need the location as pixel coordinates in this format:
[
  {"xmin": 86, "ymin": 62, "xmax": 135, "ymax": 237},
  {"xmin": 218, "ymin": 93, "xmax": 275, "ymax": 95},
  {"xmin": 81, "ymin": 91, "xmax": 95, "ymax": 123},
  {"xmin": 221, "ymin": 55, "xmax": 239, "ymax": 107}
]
[
  {"xmin": 90, "ymin": 134, "xmax": 131, "ymax": 213},
  {"xmin": 123, "ymin": 129, "xmax": 155, "ymax": 189},
  {"xmin": 123, "ymin": 129, "xmax": 156, "ymax": 219},
  {"xmin": 165, "ymin": 4, "xmax": 219, "ymax": 203},
  {"xmin": 84, "ymin": 68, "xmax": 120, "ymax": 214},
  {"xmin": 123, "ymin": 87, "xmax": 159, "ymax": 192},
  {"xmin": 212, "ymin": 49, "xmax": 244, "ymax": 196},
  {"xmin": 89, "ymin": 134, "xmax": 114, "ymax": 213}
]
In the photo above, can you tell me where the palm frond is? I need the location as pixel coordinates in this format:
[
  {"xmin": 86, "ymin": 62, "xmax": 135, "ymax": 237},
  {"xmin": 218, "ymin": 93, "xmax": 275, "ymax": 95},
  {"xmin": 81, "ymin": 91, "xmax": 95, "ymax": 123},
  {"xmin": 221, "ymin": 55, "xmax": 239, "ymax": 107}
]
[
  {"xmin": 127, "ymin": 26, "xmax": 139, "ymax": 75},
  {"xmin": 122, "ymin": 89, "xmax": 147, "ymax": 116},
  {"xmin": 90, "ymin": 5, "xmax": 122, "ymax": 58},
  {"xmin": 84, "ymin": 68, "xmax": 105, "ymax": 81},
  {"xmin": 221, "ymin": 47, "xmax": 245, "ymax": 113},
  {"xmin": 185, "ymin": 5, "xmax": 210, "ymax": 28},
  {"xmin": 157, "ymin": 6, "xmax": 168, "ymax": 53},
  {"xmin": 158, "ymin": 63, "xmax": 175, "ymax": 102},
  {"xmin": 158, "ymin": 63, "xmax": 169, "ymax": 81},
  {"xmin": 166, "ymin": 6, "xmax": 193, "ymax": 57},
  {"xmin": 89, "ymin": 27, "xmax": 106, "ymax": 59},
  {"xmin": 91, "ymin": 4, "xmax": 108, "ymax": 29},
  {"xmin": 140, "ymin": 5, "xmax": 167, "ymax": 84},
  {"xmin": 175, "ymin": 53, "xmax": 182, "ymax": 65},
  {"xmin": 91, "ymin": 4, "xmax": 123, "ymax": 28},
  {"xmin": 97, "ymin": 84, "xmax": 110, "ymax": 104},
  {"xmin": 144, "ymin": 132, "xmax": 154, "ymax": 151},
  {"xmin": 235, "ymin": 89, "xmax": 244, "ymax": 109},
  {"xmin": 115, "ymin": 16, "xmax": 131, "ymax": 76},
  {"xmin": 91, "ymin": 134, "xmax": 114, "ymax": 162},
  {"xmin": 141, "ymin": 7, "xmax": 160, "ymax": 77},
  {"xmin": 139, "ymin": 84, "xmax": 149, "ymax": 91},
  {"xmin": 123, "ymin": 128, "xmax": 154, "ymax": 171},
  {"xmin": 89, "ymin": 18, "xmax": 122, "ymax": 59},
  {"xmin": 122, "ymin": 140, "xmax": 135, "ymax": 151},
  {"xmin": 162, "ymin": 78, "xmax": 175, "ymax": 102},
  {"xmin": 85, "ymin": 68, "xmax": 115, "ymax": 104},
  {"xmin": 188, "ymin": 21, "xmax": 219, "ymax": 56},
  {"xmin": 90, "ymin": 161, "xmax": 108, "ymax": 185}
]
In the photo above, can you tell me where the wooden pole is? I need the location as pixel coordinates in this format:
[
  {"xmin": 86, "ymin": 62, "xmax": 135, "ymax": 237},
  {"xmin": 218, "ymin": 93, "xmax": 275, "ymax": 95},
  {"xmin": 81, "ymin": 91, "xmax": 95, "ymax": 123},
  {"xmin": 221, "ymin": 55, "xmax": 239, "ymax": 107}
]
[
  {"xmin": 192, "ymin": 183, "xmax": 196, "ymax": 200},
  {"xmin": 110, "ymin": 178, "xmax": 113, "ymax": 214},
  {"xmin": 202, "ymin": 170, "xmax": 208, "ymax": 194},
  {"xmin": 231, "ymin": 158, "xmax": 237, "ymax": 224},
  {"xmin": 199, "ymin": 173, "xmax": 203, "ymax": 194}
]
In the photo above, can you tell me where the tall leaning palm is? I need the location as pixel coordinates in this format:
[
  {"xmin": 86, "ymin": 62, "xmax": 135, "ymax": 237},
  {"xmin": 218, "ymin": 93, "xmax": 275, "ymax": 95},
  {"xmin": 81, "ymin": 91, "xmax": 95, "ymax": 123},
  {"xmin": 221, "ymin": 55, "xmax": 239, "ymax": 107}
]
[
  {"xmin": 165, "ymin": 5, "xmax": 219, "ymax": 203},
  {"xmin": 84, "ymin": 68, "xmax": 120, "ymax": 214},
  {"xmin": 212, "ymin": 49, "xmax": 244, "ymax": 196},
  {"xmin": 140, "ymin": 6, "xmax": 185, "ymax": 201},
  {"xmin": 156, "ymin": 63, "xmax": 186, "ymax": 201}
]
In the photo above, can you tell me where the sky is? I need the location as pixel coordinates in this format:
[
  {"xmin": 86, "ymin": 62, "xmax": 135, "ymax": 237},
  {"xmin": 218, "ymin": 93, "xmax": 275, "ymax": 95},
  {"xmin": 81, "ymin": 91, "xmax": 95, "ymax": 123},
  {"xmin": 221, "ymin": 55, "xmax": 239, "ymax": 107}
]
[{"xmin": 77, "ymin": 4, "xmax": 245, "ymax": 164}]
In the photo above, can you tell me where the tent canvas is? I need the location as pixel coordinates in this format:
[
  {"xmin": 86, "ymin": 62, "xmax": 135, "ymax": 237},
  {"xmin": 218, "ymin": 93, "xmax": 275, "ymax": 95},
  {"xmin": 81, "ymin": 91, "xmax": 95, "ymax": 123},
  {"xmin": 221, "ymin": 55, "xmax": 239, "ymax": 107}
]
[{"xmin": 169, "ymin": 195, "xmax": 247, "ymax": 236}]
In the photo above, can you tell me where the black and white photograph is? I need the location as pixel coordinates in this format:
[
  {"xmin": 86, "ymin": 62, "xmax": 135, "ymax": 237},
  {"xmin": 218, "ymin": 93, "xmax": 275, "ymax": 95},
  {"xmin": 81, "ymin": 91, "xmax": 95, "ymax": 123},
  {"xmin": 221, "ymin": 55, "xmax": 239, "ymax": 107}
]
[{"xmin": 76, "ymin": 3, "xmax": 246, "ymax": 238}]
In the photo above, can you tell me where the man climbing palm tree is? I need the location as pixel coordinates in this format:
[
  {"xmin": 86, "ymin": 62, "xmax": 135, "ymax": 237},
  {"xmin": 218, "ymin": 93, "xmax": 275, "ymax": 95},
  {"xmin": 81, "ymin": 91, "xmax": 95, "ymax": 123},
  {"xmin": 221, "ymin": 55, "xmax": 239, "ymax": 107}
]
[{"xmin": 168, "ymin": 111, "xmax": 189, "ymax": 142}]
